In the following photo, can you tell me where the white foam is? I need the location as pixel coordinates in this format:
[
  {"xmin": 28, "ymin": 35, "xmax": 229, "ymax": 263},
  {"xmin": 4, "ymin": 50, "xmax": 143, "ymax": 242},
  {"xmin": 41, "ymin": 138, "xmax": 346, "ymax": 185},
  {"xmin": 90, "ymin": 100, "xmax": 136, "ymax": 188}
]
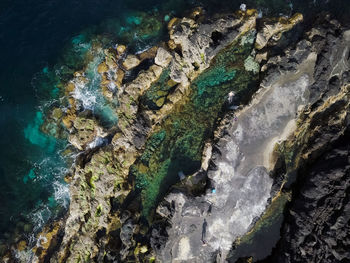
[
  {"xmin": 71, "ymin": 78, "xmax": 97, "ymax": 110},
  {"xmin": 53, "ymin": 180, "xmax": 70, "ymax": 208}
]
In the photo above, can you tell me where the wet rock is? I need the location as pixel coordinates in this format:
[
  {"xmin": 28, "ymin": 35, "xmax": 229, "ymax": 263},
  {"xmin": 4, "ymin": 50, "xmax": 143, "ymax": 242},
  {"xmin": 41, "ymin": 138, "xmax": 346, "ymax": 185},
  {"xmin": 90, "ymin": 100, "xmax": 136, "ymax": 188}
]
[
  {"xmin": 32, "ymin": 221, "xmax": 63, "ymax": 263},
  {"xmin": 51, "ymin": 108, "xmax": 63, "ymax": 121},
  {"xmin": 97, "ymin": 61, "xmax": 109, "ymax": 74},
  {"xmin": 68, "ymin": 116, "xmax": 104, "ymax": 150}
]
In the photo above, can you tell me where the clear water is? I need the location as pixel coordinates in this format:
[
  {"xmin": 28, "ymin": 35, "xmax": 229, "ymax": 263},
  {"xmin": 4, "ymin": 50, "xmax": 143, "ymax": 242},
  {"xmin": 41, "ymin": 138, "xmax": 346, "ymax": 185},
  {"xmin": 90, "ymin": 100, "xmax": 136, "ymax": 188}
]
[{"xmin": 0, "ymin": 0, "xmax": 349, "ymax": 252}]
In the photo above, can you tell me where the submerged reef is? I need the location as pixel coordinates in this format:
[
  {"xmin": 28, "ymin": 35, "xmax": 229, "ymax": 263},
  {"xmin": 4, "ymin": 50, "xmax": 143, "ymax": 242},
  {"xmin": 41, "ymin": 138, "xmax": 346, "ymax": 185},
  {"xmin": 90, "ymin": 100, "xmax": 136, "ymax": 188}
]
[{"xmin": 2, "ymin": 5, "xmax": 350, "ymax": 263}]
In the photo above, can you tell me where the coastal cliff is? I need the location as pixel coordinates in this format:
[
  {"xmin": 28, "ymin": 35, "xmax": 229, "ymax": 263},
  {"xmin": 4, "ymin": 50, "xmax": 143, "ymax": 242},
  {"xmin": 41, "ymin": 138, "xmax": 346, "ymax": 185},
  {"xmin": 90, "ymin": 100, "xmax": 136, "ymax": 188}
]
[{"xmin": 2, "ymin": 6, "xmax": 349, "ymax": 263}]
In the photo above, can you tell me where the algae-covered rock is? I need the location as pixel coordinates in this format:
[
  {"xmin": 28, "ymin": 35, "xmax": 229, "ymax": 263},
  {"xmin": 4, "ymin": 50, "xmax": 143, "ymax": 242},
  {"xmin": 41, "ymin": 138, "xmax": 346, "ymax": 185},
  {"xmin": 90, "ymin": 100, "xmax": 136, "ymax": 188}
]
[
  {"xmin": 97, "ymin": 61, "xmax": 109, "ymax": 74},
  {"xmin": 32, "ymin": 221, "xmax": 62, "ymax": 263},
  {"xmin": 68, "ymin": 116, "xmax": 103, "ymax": 150}
]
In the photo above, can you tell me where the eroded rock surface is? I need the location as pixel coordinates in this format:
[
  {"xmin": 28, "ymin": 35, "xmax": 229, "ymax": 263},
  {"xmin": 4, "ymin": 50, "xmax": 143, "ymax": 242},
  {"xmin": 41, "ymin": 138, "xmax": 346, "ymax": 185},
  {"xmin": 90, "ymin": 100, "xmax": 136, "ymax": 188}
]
[
  {"xmin": 257, "ymin": 18, "xmax": 350, "ymax": 263},
  {"xmin": 156, "ymin": 30, "xmax": 317, "ymax": 263}
]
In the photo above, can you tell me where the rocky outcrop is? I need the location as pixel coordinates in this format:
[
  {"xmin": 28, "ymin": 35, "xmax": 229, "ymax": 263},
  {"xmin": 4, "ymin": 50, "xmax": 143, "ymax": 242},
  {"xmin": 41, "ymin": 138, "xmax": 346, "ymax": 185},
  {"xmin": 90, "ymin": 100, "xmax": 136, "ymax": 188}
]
[
  {"xmin": 42, "ymin": 8, "xmax": 265, "ymax": 263},
  {"xmin": 5, "ymin": 6, "xmax": 349, "ymax": 263},
  {"xmin": 225, "ymin": 16, "xmax": 350, "ymax": 263},
  {"xmin": 255, "ymin": 13, "xmax": 303, "ymax": 50},
  {"xmin": 122, "ymin": 55, "xmax": 141, "ymax": 70},
  {"xmin": 255, "ymin": 17, "xmax": 350, "ymax": 263},
  {"xmin": 155, "ymin": 22, "xmax": 316, "ymax": 263},
  {"xmin": 153, "ymin": 13, "xmax": 350, "ymax": 263}
]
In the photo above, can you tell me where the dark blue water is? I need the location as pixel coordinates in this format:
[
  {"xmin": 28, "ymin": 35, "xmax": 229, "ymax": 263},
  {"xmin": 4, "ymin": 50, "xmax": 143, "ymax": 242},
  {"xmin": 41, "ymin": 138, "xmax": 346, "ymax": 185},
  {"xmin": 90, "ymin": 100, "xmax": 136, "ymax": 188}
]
[{"xmin": 0, "ymin": 0, "xmax": 348, "ymax": 253}]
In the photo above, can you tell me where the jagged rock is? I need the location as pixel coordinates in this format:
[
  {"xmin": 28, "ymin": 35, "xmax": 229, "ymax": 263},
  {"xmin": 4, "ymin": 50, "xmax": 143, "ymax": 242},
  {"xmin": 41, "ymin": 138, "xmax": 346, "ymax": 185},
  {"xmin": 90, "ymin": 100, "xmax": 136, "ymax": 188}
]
[
  {"xmin": 255, "ymin": 13, "xmax": 303, "ymax": 50},
  {"xmin": 154, "ymin": 47, "xmax": 172, "ymax": 68},
  {"xmin": 68, "ymin": 116, "xmax": 104, "ymax": 150},
  {"xmin": 138, "ymin": 46, "xmax": 158, "ymax": 61},
  {"xmin": 168, "ymin": 9, "xmax": 257, "ymax": 86},
  {"xmin": 256, "ymin": 18, "xmax": 350, "ymax": 263},
  {"xmin": 116, "ymin": 44, "xmax": 126, "ymax": 55},
  {"xmin": 120, "ymin": 219, "xmax": 136, "ymax": 259},
  {"xmin": 32, "ymin": 221, "xmax": 63, "ymax": 263},
  {"xmin": 156, "ymin": 21, "xmax": 317, "ymax": 262},
  {"xmin": 97, "ymin": 61, "xmax": 109, "ymax": 74}
]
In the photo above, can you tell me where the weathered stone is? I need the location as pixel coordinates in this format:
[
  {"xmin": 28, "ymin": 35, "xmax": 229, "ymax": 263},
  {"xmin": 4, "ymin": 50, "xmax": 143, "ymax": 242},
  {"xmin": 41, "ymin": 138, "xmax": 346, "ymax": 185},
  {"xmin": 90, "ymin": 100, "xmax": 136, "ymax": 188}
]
[
  {"xmin": 116, "ymin": 44, "xmax": 126, "ymax": 55},
  {"xmin": 138, "ymin": 46, "xmax": 158, "ymax": 61},
  {"xmin": 154, "ymin": 47, "xmax": 172, "ymax": 68},
  {"xmin": 255, "ymin": 13, "xmax": 303, "ymax": 50},
  {"xmin": 68, "ymin": 117, "xmax": 102, "ymax": 150},
  {"xmin": 122, "ymin": 55, "xmax": 141, "ymax": 70},
  {"xmin": 97, "ymin": 61, "xmax": 108, "ymax": 74},
  {"xmin": 51, "ymin": 107, "xmax": 63, "ymax": 121}
]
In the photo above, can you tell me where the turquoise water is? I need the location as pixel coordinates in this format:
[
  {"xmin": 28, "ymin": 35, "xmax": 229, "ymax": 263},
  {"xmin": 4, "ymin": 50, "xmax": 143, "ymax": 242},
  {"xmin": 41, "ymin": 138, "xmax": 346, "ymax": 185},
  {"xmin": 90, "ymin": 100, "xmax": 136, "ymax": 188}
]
[{"xmin": 0, "ymin": 0, "xmax": 349, "ymax": 252}]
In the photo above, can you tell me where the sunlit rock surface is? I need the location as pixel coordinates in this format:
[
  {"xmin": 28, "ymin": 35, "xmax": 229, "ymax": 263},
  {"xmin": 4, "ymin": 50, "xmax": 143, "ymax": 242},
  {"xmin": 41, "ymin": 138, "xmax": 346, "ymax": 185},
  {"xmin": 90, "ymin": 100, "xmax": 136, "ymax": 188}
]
[{"xmin": 156, "ymin": 36, "xmax": 317, "ymax": 262}]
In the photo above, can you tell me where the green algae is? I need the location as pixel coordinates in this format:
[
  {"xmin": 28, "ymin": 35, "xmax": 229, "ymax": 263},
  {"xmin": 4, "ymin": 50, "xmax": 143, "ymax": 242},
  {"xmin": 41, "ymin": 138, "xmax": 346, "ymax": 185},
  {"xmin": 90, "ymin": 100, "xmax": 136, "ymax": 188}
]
[
  {"xmin": 96, "ymin": 204, "xmax": 103, "ymax": 217},
  {"xmin": 131, "ymin": 34, "xmax": 259, "ymax": 219},
  {"xmin": 244, "ymin": 55, "xmax": 260, "ymax": 74}
]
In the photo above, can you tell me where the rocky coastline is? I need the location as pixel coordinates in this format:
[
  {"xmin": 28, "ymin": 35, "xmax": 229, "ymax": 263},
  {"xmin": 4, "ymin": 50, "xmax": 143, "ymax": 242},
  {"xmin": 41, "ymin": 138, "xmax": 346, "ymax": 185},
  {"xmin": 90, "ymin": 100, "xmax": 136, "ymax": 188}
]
[{"xmin": 2, "ymin": 5, "xmax": 350, "ymax": 263}]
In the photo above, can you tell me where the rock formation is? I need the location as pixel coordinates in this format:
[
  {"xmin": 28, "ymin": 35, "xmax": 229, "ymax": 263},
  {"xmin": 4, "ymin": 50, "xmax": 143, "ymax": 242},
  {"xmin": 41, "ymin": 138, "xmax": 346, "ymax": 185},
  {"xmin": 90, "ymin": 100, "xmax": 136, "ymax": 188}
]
[{"xmin": 2, "ymin": 6, "xmax": 350, "ymax": 263}]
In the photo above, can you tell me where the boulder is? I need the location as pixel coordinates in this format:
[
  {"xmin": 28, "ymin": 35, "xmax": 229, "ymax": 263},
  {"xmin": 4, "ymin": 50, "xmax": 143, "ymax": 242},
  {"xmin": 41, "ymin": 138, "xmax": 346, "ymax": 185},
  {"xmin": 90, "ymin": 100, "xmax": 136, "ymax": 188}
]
[
  {"xmin": 154, "ymin": 47, "xmax": 172, "ymax": 68},
  {"xmin": 122, "ymin": 55, "xmax": 141, "ymax": 70}
]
